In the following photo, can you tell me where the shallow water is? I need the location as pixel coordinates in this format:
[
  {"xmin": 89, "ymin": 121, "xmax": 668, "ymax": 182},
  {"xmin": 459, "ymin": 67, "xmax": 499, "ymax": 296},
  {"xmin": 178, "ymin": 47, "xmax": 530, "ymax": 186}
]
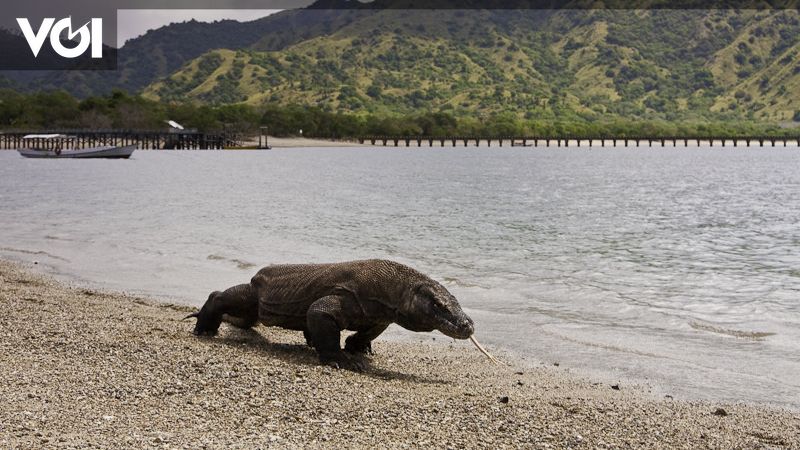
[{"xmin": 1, "ymin": 147, "xmax": 799, "ymax": 409}]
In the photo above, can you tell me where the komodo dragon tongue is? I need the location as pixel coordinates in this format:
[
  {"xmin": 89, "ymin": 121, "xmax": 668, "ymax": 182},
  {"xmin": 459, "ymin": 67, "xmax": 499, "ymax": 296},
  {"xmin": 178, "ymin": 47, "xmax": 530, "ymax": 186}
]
[
  {"xmin": 469, "ymin": 335, "xmax": 500, "ymax": 365},
  {"xmin": 183, "ymin": 312, "xmax": 199, "ymax": 320}
]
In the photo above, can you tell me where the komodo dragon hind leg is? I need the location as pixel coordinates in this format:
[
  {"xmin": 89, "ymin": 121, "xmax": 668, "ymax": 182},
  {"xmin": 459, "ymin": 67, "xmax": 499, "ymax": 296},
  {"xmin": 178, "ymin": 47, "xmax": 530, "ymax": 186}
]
[{"xmin": 306, "ymin": 295, "xmax": 367, "ymax": 372}]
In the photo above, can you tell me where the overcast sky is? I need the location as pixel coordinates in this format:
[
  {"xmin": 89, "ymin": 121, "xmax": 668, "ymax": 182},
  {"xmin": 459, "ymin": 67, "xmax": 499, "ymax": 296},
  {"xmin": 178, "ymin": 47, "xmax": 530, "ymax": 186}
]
[
  {"xmin": 1, "ymin": 1, "xmax": 311, "ymax": 48},
  {"xmin": 117, "ymin": 9, "xmax": 280, "ymax": 47}
]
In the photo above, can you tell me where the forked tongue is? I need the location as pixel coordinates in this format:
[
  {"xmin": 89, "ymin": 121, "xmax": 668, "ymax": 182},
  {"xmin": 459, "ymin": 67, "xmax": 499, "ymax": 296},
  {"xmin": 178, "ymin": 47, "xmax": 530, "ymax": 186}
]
[{"xmin": 469, "ymin": 335, "xmax": 499, "ymax": 364}]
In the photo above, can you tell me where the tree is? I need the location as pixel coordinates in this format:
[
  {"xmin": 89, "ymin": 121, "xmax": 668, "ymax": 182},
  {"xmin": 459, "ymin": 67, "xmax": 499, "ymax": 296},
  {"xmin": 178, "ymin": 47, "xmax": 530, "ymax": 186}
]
[{"xmin": 366, "ymin": 84, "xmax": 382, "ymax": 99}]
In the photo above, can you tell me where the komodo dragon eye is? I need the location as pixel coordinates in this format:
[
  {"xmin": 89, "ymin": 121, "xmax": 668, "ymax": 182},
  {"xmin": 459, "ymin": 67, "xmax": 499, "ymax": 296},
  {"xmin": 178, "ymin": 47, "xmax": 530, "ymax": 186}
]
[
  {"xmin": 428, "ymin": 292, "xmax": 446, "ymax": 308},
  {"xmin": 418, "ymin": 286, "xmax": 445, "ymax": 309}
]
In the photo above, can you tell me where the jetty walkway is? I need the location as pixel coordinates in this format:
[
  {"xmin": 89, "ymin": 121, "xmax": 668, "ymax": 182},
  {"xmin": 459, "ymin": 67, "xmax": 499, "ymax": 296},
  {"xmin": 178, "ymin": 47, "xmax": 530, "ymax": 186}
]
[
  {"xmin": 2, "ymin": 130, "xmax": 799, "ymax": 149},
  {"xmin": 356, "ymin": 135, "xmax": 800, "ymax": 147},
  {"xmin": 0, "ymin": 130, "xmax": 235, "ymax": 150}
]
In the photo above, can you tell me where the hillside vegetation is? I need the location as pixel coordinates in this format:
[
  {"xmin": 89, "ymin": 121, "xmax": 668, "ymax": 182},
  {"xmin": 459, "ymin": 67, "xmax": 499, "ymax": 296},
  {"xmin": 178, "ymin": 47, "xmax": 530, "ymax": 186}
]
[
  {"xmin": 140, "ymin": 8, "xmax": 800, "ymax": 125},
  {"xmin": 3, "ymin": 4, "xmax": 800, "ymax": 133},
  {"xmin": 2, "ymin": 88, "xmax": 787, "ymax": 138}
]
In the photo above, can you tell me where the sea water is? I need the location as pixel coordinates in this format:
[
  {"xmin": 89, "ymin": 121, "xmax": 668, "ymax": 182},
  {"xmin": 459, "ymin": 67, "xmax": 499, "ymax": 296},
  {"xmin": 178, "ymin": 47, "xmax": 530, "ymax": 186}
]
[{"xmin": 1, "ymin": 147, "xmax": 798, "ymax": 409}]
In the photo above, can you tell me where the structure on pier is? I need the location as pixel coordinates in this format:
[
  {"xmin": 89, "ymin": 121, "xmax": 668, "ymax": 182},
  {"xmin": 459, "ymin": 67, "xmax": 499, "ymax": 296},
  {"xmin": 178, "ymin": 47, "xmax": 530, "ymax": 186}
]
[{"xmin": 0, "ymin": 129, "xmax": 235, "ymax": 150}]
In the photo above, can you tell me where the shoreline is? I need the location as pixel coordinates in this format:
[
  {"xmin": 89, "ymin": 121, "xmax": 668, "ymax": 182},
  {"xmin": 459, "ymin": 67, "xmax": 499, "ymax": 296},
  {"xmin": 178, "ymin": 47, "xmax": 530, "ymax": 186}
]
[
  {"xmin": 248, "ymin": 136, "xmax": 369, "ymax": 148},
  {"xmin": 1, "ymin": 259, "xmax": 798, "ymax": 448}
]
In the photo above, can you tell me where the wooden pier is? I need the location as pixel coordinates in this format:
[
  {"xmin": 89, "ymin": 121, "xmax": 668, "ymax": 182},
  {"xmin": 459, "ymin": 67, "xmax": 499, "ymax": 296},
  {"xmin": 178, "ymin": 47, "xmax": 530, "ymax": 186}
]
[
  {"xmin": 3, "ymin": 131, "xmax": 798, "ymax": 150},
  {"xmin": 0, "ymin": 130, "xmax": 235, "ymax": 150},
  {"xmin": 356, "ymin": 136, "xmax": 800, "ymax": 148}
]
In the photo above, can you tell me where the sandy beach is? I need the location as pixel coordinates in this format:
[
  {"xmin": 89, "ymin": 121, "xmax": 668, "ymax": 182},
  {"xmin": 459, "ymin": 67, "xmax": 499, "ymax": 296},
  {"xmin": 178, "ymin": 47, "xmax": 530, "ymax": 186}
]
[
  {"xmin": 1, "ymin": 259, "xmax": 798, "ymax": 449},
  {"xmin": 255, "ymin": 136, "xmax": 368, "ymax": 148}
]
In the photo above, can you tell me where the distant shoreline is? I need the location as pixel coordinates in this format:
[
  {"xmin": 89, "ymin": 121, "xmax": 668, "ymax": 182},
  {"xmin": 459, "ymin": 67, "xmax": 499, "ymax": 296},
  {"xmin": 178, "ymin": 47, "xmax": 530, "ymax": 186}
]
[
  {"xmin": 258, "ymin": 136, "xmax": 369, "ymax": 148},
  {"xmin": 1, "ymin": 258, "xmax": 797, "ymax": 448}
]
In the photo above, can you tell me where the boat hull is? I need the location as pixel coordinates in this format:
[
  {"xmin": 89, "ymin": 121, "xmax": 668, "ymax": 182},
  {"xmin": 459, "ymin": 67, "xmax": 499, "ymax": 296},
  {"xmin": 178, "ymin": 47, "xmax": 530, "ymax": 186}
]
[{"xmin": 17, "ymin": 145, "xmax": 136, "ymax": 159}]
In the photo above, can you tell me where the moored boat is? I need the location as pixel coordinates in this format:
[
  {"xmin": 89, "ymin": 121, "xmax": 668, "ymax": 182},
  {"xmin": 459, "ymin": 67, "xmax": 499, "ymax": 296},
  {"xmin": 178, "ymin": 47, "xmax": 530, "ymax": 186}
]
[{"xmin": 17, "ymin": 134, "xmax": 135, "ymax": 159}]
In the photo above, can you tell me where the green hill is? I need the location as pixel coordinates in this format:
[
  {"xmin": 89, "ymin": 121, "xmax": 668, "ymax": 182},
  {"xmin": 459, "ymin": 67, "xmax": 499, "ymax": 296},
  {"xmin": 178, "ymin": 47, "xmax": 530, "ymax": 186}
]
[
  {"xmin": 140, "ymin": 8, "xmax": 800, "ymax": 125},
  {"xmin": 0, "ymin": 6, "xmax": 354, "ymax": 97}
]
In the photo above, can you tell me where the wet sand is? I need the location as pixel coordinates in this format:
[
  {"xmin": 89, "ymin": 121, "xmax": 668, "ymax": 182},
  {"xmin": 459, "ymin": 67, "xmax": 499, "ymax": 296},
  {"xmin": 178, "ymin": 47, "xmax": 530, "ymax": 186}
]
[{"xmin": 1, "ymin": 259, "xmax": 798, "ymax": 448}]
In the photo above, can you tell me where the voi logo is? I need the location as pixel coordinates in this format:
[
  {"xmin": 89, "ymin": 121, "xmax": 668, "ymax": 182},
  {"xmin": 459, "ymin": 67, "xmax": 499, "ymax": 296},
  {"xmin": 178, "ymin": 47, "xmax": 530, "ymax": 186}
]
[{"xmin": 16, "ymin": 17, "xmax": 103, "ymax": 59}]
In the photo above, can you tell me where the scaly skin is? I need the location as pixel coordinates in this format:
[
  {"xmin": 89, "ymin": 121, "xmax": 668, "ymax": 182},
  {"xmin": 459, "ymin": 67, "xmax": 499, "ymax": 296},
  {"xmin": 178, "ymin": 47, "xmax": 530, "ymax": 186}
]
[{"xmin": 189, "ymin": 259, "xmax": 475, "ymax": 371}]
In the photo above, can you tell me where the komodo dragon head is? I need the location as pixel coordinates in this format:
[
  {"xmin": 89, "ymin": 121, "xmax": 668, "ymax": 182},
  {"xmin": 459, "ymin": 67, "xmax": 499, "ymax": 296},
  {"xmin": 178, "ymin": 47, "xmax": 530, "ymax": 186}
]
[
  {"xmin": 398, "ymin": 281, "xmax": 475, "ymax": 339},
  {"xmin": 398, "ymin": 277, "xmax": 499, "ymax": 364}
]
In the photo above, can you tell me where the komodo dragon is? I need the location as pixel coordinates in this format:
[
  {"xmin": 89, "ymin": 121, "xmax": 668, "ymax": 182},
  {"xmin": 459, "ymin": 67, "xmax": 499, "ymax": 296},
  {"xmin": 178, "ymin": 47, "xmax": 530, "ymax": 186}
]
[{"xmin": 186, "ymin": 259, "xmax": 497, "ymax": 370}]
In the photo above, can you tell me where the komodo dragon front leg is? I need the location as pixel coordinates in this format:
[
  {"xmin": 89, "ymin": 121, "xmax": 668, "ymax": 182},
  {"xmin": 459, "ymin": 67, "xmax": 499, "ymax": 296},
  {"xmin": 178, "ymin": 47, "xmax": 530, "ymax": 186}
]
[
  {"xmin": 344, "ymin": 323, "xmax": 389, "ymax": 355},
  {"xmin": 306, "ymin": 295, "xmax": 373, "ymax": 371}
]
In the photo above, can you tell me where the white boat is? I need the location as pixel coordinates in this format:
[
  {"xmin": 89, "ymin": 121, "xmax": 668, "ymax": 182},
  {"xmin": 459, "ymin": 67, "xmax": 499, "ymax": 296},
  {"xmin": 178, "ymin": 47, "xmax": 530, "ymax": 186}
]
[{"xmin": 17, "ymin": 134, "xmax": 135, "ymax": 159}]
